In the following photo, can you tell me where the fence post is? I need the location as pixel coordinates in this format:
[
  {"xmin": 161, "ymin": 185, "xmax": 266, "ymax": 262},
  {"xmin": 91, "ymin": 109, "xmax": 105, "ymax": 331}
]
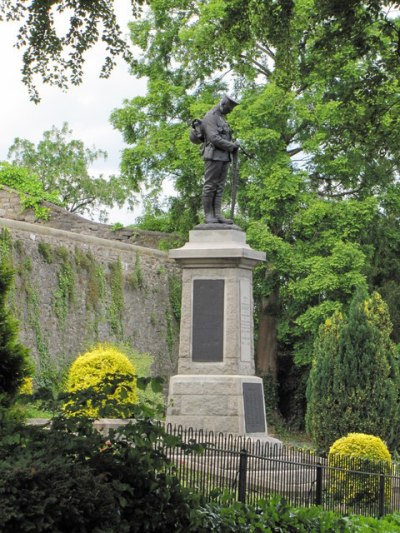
[
  {"xmin": 238, "ymin": 448, "xmax": 248, "ymax": 503},
  {"xmin": 379, "ymin": 472, "xmax": 385, "ymax": 517},
  {"xmin": 315, "ymin": 462, "xmax": 323, "ymax": 506}
]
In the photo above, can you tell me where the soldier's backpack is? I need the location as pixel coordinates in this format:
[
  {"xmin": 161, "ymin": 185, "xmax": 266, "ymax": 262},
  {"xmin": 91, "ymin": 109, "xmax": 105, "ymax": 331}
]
[{"xmin": 189, "ymin": 119, "xmax": 205, "ymax": 144}]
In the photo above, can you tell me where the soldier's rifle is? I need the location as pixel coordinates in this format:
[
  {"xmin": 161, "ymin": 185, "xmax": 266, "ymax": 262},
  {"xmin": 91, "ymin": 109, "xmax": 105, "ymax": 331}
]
[{"xmin": 230, "ymin": 145, "xmax": 254, "ymax": 220}]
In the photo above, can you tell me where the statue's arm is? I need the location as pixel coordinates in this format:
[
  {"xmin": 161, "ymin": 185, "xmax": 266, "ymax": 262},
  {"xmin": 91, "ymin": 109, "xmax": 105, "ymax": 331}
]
[{"xmin": 202, "ymin": 115, "xmax": 237, "ymax": 152}]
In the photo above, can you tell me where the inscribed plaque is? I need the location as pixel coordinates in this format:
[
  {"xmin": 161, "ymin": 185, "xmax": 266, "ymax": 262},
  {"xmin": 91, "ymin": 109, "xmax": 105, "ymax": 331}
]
[
  {"xmin": 192, "ymin": 279, "xmax": 224, "ymax": 362},
  {"xmin": 243, "ymin": 382, "xmax": 266, "ymax": 433}
]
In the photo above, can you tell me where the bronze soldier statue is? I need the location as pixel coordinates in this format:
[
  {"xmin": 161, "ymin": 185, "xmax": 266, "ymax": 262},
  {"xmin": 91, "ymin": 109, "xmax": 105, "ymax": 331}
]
[{"xmin": 201, "ymin": 95, "xmax": 240, "ymax": 224}]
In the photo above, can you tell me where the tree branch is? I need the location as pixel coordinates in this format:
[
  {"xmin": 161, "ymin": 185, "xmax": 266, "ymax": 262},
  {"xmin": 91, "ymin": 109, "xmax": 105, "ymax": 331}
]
[
  {"xmin": 239, "ymin": 54, "xmax": 272, "ymax": 77},
  {"xmin": 287, "ymin": 146, "xmax": 303, "ymax": 157},
  {"xmin": 69, "ymin": 197, "xmax": 96, "ymax": 212},
  {"xmin": 255, "ymin": 43, "xmax": 276, "ymax": 61}
]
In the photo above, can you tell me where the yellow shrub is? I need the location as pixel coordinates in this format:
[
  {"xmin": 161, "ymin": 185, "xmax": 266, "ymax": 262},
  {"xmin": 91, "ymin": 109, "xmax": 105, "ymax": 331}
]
[
  {"xmin": 328, "ymin": 433, "xmax": 392, "ymax": 507},
  {"xmin": 65, "ymin": 344, "xmax": 138, "ymax": 418},
  {"xmin": 18, "ymin": 377, "xmax": 33, "ymax": 396}
]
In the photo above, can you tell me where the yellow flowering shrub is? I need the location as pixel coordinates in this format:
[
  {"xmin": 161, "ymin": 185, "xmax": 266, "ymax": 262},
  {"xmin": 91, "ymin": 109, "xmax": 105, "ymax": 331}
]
[
  {"xmin": 18, "ymin": 377, "xmax": 33, "ymax": 396},
  {"xmin": 65, "ymin": 344, "xmax": 138, "ymax": 418},
  {"xmin": 328, "ymin": 433, "xmax": 392, "ymax": 506}
]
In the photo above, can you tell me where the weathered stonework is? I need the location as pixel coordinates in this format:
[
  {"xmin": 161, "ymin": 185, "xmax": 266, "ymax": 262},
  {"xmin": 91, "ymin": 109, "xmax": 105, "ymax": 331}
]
[{"xmin": 166, "ymin": 227, "xmax": 272, "ymax": 437}]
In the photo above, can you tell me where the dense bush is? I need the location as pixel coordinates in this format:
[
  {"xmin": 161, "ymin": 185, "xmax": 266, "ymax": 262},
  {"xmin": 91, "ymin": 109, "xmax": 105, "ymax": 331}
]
[
  {"xmin": 65, "ymin": 343, "xmax": 138, "ymax": 417},
  {"xmin": 0, "ymin": 406, "xmax": 194, "ymax": 533},
  {"xmin": 306, "ymin": 289, "xmax": 400, "ymax": 452},
  {"xmin": 0, "ymin": 248, "xmax": 32, "ymax": 405},
  {"xmin": 328, "ymin": 433, "xmax": 392, "ymax": 507}
]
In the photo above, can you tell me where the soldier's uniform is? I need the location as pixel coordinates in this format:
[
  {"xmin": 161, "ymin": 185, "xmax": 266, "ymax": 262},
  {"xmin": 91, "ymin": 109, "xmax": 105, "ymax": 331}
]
[{"xmin": 201, "ymin": 95, "xmax": 239, "ymax": 224}]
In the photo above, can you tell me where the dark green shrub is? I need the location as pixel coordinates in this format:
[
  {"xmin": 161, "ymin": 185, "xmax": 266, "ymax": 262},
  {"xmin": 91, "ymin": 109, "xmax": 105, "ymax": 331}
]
[
  {"xmin": 0, "ymin": 379, "xmax": 194, "ymax": 533},
  {"xmin": 0, "ymin": 256, "xmax": 32, "ymax": 404},
  {"xmin": 306, "ymin": 289, "xmax": 400, "ymax": 452}
]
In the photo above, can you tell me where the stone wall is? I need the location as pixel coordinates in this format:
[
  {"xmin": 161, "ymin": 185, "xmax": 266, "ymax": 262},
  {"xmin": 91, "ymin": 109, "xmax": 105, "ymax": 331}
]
[
  {"xmin": 0, "ymin": 185, "xmax": 179, "ymax": 249},
  {"xmin": 0, "ymin": 188, "xmax": 181, "ymax": 383}
]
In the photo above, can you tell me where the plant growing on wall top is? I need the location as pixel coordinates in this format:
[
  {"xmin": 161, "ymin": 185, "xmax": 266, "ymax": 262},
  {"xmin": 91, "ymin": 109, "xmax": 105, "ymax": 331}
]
[{"xmin": 0, "ymin": 162, "xmax": 61, "ymax": 220}]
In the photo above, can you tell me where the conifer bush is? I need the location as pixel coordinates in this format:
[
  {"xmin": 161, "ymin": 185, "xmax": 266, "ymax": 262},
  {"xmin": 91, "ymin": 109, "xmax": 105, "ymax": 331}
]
[
  {"xmin": 328, "ymin": 433, "xmax": 392, "ymax": 507},
  {"xmin": 65, "ymin": 344, "xmax": 138, "ymax": 418},
  {"xmin": 0, "ymin": 254, "xmax": 32, "ymax": 405},
  {"xmin": 306, "ymin": 289, "xmax": 400, "ymax": 452}
]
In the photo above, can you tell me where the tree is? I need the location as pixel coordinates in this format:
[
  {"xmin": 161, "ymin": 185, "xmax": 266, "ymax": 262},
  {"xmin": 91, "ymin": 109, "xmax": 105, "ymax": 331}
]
[
  {"xmin": 8, "ymin": 123, "xmax": 131, "ymax": 220},
  {"xmin": 306, "ymin": 289, "xmax": 400, "ymax": 452},
  {"xmin": 111, "ymin": 0, "xmax": 400, "ymax": 395},
  {"xmin": 0, "ymin": 230, "xmax": 32, "ymax": 404},
  {"xmin": 0, "ymin": 0, "xmax": 145, "ymax": 102}
]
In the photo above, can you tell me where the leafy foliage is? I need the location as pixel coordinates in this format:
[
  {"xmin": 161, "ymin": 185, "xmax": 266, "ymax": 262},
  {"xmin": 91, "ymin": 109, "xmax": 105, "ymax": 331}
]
[
  {"xmin": 0, "ymin": 398, "xmax": 193, "ymax": 532},
  {"xmin": 0, "ymin": 162, "xmax": 61, "ymax": 219},
  {"xmin": 306, "ymin": 289, "xmax": 400, "ymax": 452},
  {"xmin": 65, "ymin": 343, "xmax": 138, "ymax": 418}
]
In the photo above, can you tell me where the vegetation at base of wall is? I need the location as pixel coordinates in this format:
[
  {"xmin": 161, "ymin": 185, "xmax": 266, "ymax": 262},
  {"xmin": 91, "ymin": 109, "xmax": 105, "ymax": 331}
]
[
  {"xmin": 118, "ymin": 343, "xmax": 164, "ymax": 411},
  {"xmin": 107, "ymin": 258, "xmax": 124, "ymax": 340},
  {"xmin": 65, "ymin": 343, "xmax": 138, "ymax": 418}
]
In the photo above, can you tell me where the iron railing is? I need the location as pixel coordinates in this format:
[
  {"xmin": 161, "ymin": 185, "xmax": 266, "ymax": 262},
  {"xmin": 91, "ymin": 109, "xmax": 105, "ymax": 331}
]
[{"xmin": 164, "ymin": 424, "xmax": 400, "ymax": 517}]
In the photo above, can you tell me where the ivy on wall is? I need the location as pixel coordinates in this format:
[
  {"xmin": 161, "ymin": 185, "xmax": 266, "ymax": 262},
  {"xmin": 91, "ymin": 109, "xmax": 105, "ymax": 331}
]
[
  {"xmin": 108, "ymin": 258, "xmax": 124, "ymax": 340},
  {"xmin": 74, "ymin": 247, "xmax": 107, "ymax": 339},
  {"xmin": 53, "ymin": 247, "xmax": 76, "ymax": 329}
]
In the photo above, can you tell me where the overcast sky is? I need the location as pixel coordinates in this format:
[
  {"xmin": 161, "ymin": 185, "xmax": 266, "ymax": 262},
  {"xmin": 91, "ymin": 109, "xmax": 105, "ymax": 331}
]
[{"xmin": 0, "ymin": 1, "xmax": 147, "ymax": 225}]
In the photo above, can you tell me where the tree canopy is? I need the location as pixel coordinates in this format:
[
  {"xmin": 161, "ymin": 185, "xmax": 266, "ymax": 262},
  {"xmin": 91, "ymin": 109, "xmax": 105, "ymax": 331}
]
[
  {"xmin": 7, "ymin": 123, "xmax": 132, "ymax": 221},
  {"xmin": 110, "ymin": 0, "xmax": 400, "ymax": 398}
]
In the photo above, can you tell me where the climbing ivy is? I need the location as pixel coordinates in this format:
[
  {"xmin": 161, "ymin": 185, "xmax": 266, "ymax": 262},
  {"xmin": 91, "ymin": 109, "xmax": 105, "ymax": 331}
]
[
  {"xmin": 0, "ymin": 227, "xmax": 12, "ymax": 259},
  {"xmin": 127, "ymin": 252, "xmax": 144, "ymax": 289},
  {"xmin": 0, "ymin": 228, "xmax": 18, "ymax": 319},
  {"xmin": 168, "ymin": 273, "xmax": 182, "ymax": 323},
  {"xmin": 38, "ymin": 241, "xmax": 54, "ymax": 264},
  {"xmin": 108, "ymin": 258, "xmax": 124, "ymax": 340},
  {"xmin": 53, "ymin": 247, "xmax": 76, "ymax": 329}
]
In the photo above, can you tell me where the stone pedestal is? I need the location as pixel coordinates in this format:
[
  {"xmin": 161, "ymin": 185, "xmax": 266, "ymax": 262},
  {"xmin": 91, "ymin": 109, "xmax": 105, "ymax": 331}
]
[{"xmin": 166, "ymin": 225, "xmax": 269, "ymax": 436}]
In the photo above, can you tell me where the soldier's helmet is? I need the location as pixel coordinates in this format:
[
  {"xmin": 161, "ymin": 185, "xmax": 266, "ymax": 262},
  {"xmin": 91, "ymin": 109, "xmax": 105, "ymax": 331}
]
[{"xmin": 220, "ymin": 94, "xmax": 239, "ymax": 108}]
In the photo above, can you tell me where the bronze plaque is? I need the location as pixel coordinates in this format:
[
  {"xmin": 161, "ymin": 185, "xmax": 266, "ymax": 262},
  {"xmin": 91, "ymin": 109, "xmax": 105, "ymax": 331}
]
[
  {"xmin": 243, "ymin": 382, "xmax": 266, "ymax": 433},
  {"xmin": 192, "ymin": 279, "xmax": 224, "ymax": 362}
]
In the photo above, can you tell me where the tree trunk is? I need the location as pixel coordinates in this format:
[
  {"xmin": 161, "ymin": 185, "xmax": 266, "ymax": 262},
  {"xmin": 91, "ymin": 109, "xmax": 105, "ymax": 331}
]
[{"xmin": 256, "ymin": 287, "xmax": 279, "ymax": 380}]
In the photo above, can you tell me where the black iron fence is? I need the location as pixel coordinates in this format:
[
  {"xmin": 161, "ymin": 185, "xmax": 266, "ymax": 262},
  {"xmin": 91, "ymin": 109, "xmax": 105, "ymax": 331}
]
[{"xmin": 164, "ymin": 424, "xmax": 400, "ymax": 517}]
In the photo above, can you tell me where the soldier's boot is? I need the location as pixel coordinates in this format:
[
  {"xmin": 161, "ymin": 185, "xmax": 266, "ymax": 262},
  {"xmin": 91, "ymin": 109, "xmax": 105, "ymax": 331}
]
[
  {"xmin": 214, "ymin": 193, "xmax": 233, "ymax": 224},
  {"xmin": 203, "ymin": 195, "xmax": 218, "ymax": 223}
]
